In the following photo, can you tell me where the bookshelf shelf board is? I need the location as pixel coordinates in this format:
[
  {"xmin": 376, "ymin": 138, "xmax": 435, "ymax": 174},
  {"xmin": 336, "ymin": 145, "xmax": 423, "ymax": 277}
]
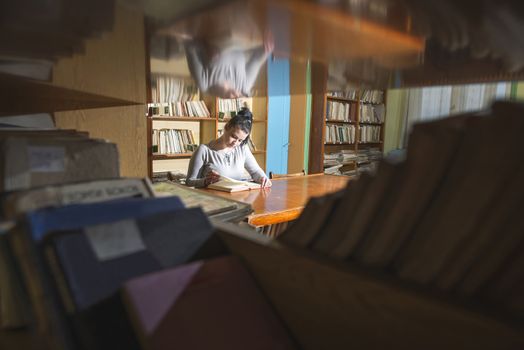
[
  {"xmin": 150, "ymin": 116, "xmax": 215, "ymax": 121},
  {"xmin": 325, "ymin": 119, "xmax": 356, "ymax": 124},
  {"xmin": 358, "ymin": 141, "xmax": 383, "ymax": 145},
  {"xmin": 360, "ymin": 101, "xmax": 385, "ymax": 105},
  {"xmin": 325, "ymin": 142, "xmax": 355, "ymax": 146},
  {"xmin": 326, "ymin": 96, "xmax": 358, "ymax": 103},
  {"xmin": 323, "ymin": 161, "xmax": 356, "ymax": 167},
  {"xmin": 152, "ymin": 153, "xmax": 193, "ymax": 160},
  {"xmin": 219, "ymin": 118, "xmax": 267, "ymax": 123},
  {"xmin": 359, "ymin": 122, "xmax": 383, "ymax": 125}
]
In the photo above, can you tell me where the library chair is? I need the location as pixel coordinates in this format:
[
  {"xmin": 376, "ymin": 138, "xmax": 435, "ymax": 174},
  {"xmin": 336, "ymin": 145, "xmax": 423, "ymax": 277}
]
[{"xmin": 269, "ymin": 170, "xmax": 306, "ymax": 180}]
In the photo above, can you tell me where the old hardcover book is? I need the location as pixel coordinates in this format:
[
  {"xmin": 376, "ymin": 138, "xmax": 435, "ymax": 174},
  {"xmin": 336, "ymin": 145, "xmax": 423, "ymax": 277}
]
[
  {"xmin": 47, "ymin": 208, "xmax": 214, "ymax": 310},
  {"xmin": 1, "ymin": 178, "xmax": 155, "ymax": 220},
  {"xmin": 0, "ymin": 178, "xmax": 155, "ymax": 330},
  {"xmin": 457, "ymin": 210, "xmax": 524, "ymax": 297},
  {"xmin": 0, "ymin": 136, "xmax": 120, "ymax": 192},
  {"xmin": 152, "ymin": 181, "xmax": 252, "ymax": 222},
  {"xmin": 122, "ymin": 256, "xmax": 297, "ymax": 350},
  {"xmin": 355, "ymin": 115, "xmax": 469, "ymax": 267},
  {"xmin": 485, "ymin": 236, "xmax": 524, "ymax": 305},
  {"xmin": 278, "ymin": 189, "xmax": 345, "ymax": 248},
  {"xmin": 208, "ymin": 175, "xmax": 261, "ymax": 193},
  {"xmin": 395, "ymin": 108, "xmax": 524, "ymax": 284},
  {"xmin": 8, "ymin": 197, "xmax": 186, "ymax": 347},
  {"xmin": 0, "ymin": 228, "xmax": 31, "ymax": 329},
  {"xmin": 332, "ymin": 161, "xmax": 402, "ymax": 260},
  {"xmin": 310, "ymin": 173, "xmax": 372, "ymax": 256},
  {"xmin": 435, "ymin": 162, "xmax": 524, "ymax": 291}
]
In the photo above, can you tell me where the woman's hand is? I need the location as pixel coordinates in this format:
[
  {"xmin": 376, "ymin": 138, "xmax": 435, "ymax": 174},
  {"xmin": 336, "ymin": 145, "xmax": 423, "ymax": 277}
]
[
  {"xmin": 260, "ymin": 176, "xmax": 272, "ymax": 188},
  {"xmin": 204, "ymin": 170, "xmax": 220, "ymax": 186}
]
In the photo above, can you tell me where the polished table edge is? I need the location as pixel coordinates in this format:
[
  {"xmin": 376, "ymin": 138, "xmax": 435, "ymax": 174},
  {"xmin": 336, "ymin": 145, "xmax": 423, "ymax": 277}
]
[
  {"xmin": 248, "ymin": 207, "xmax": 302, "ymax": 226},
  {"xmin": 201, "ymin": 174, "xmax": 349, "ymax": 226}
]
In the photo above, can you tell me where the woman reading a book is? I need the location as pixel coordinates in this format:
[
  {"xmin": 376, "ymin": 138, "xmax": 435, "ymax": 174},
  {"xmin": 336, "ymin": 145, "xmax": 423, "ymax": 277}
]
[{"xmin": 186, "ymin": 107, "xmax": 272, "ymax": 188}]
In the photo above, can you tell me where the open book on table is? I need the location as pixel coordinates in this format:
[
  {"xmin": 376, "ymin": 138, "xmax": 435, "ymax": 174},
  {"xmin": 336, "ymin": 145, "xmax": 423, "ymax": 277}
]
[{"xmin": 208, "ymin": 175, "xmax": 261, "ymax": 193}]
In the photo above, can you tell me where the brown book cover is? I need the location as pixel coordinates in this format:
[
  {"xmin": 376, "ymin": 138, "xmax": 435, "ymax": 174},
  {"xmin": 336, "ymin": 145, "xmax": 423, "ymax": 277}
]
[
  {"xmin": 457, "ymin": 210, "xmax": 524, "ymax": 297},
  {"xmin": 278, "ymin": 189, "xmax": 345, "ymax": 248},
  {"xmin": 395, "ymin": 109, "xmax": 524, "ymax": 284},
  {"xmin": 435, "ymin": 162, "xmax": 524, "ymax": 291},
  {"xmin": 484, "ymin": 237, "xmax": 524, "ymax": 305},
  {"xmin": 354, "ymin": 116, "xmax": 469, "ymax": 266},
  {"xmin": 0, "ymin": 136, "xmax": 119, "ymax": 191},
  {"xmin": 334, "ymin": 161, "xmax": 403, "ymax": 260},
  {"xmin": 310, "ymin": 174, "xmax": 372, "ymax": 255}
]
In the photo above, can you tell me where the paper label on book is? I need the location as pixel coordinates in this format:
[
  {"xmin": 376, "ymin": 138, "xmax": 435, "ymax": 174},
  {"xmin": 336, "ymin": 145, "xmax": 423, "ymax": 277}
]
[
  {"xmin": 85, "ymin": 219, "xmax": 146, "ymax": 261},
  {"xmin": 61, "ymin": 180, "xmax": 150, "ymax": 205},
  {"xmin": 27, "ymin": 146, "xmax": 65, "ymax": 172}
]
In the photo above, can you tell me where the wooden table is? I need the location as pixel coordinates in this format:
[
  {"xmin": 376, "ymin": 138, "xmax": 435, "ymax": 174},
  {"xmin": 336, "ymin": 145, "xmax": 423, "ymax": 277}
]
[{"xmin": 202, "ymin": 174, "xmax": 350, "ymax": 226}]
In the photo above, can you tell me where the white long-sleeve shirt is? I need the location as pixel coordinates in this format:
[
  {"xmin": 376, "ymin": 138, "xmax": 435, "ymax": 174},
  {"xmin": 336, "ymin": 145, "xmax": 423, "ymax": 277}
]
[{"xmin": 186, "ymin": 143, "xmax": 266, "ymax": 188}]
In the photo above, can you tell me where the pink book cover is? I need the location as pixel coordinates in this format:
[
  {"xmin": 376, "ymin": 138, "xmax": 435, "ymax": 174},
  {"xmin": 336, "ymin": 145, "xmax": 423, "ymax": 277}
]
[{"xmin": 122, "ymin": 256, "xmax": 296, "ymax": 350}]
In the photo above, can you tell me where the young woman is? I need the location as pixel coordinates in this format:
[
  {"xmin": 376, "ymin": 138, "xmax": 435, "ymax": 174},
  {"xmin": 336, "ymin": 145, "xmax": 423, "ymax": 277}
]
[{"xmin": 186, "ymin": 107, "xmax": 272, "ymax": 188}]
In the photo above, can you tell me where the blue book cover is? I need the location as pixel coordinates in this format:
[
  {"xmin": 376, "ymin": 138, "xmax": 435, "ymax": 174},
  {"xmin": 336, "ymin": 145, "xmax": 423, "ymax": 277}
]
[
  {"xmin": 25, "ymin": 196, "xmax": 185, "ymax": 242},
  {"xmin": 48, "ymin": 207, "xmax": 215, "ymax": 310}
]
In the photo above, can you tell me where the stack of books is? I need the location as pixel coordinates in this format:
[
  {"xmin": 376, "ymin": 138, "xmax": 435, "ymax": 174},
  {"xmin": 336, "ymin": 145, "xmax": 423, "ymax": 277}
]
[
  {"xmin": 280, "ymin": 101, "xmax": 524, "ymax": 323},
  {"xmin": 0, "ymin": 181, "xmax": 294, "ymax": 350}
]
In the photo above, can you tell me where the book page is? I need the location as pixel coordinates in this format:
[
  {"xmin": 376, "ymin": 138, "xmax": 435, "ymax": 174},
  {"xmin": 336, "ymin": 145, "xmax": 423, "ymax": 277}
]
[
  {"xmin": 215, "ymin": 175, "xmax": 260, "ymax": 188},
  {"xmin": 208, "ymin": 175, "xmax": 261, "ymax": 192}
]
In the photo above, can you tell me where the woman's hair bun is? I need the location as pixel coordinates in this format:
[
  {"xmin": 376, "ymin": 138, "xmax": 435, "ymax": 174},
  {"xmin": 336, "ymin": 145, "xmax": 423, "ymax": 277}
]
[{"xmin": 237, "ymin": 107, "xmax": 253, "ymax": 121}]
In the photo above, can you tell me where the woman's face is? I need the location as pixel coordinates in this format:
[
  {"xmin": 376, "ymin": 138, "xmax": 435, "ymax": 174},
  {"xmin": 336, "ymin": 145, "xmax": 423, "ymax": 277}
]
[{"xmin": 224, "ymin": 126, "xmax": 248, "ymax": 148}]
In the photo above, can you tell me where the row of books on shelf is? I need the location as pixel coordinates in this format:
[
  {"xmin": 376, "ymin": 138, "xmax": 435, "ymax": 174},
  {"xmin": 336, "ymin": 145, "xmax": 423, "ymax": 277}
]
[
  {"xmin": 148, "ymin": 101, "xmax": 211, "ymax": 118},
  {"xmin": 327, "ymin": 89, "xmax": 384, "ymax": 104},
  {"xmin": 325, "ymin": 125, "xmax": 381, "ymax": 144},
  {"xmin": 324, "ymin": 148, "xmax": 382, "ymax": 167},
  {"xmin": 323, "ymin": 163, "xmax": 379, "ymax": 177},
  {"xmin": 327, "ymin": 89, "xmax": 359, "ymax": 100},
  {"xmin": 218, "ymin": 97, "xmax": 252, "ymax": 115},
  {"xmin": 326, "ymin": 101, "xmax": 385, "ymax": 123},
  {"xmin": 281, "ymin": 101, "xmax": 524, "ymax": 325},
  {"xmin": 360, "ymin": 104, "xmax": 385, "ymax": 123},
  {"xmin": 152, "ymin": 128, "xmax": 197, "ymax": 154},
  {"xmin": 325, "ymin": 124, "xmax": 356, "ymax": 144},
  {"xmin": 360, "ymin": 89, "xmax": 384, "ymax": 104},
  {"xmin": 151, "ymin": 75, "xmax": 200, "ymax": 103},
  {"xmin": 359, "ymin": 125, "xmax": 382, "ymax": 143},
  {"xmin": 326, "ymin": 100, "xmax": 357, "ymax": 122}
]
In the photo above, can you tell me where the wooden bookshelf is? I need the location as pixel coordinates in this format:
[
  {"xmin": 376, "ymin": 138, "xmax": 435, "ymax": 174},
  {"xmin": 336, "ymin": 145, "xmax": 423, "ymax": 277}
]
[
  {"xmin": 322, "ymin": 89, "xmax": 386, "ymax": 175},
  {"xmin": 152, "ymin": 153, "xmax": 194, "ymax": 160},
  {"xmin": 150, "ymin": 116, "xmax": 216, "ymax": 122},
  {"xmin": 147, "ymin": 71, "xmax": 269, "ymax": 178},
  {"xmin": 147, "ymin": 105, "xmax": 217, "ymax": 178}
]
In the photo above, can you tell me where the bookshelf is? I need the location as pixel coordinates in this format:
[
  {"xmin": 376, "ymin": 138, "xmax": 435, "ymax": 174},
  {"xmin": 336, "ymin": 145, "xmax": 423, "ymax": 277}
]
[
  {"xmin": 322, "ymin": 89, "xmax": 386, "ymax": 177},
  {"xmin": 147, "ymin": 75, "xmax": 268, "ymax": 179}
]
